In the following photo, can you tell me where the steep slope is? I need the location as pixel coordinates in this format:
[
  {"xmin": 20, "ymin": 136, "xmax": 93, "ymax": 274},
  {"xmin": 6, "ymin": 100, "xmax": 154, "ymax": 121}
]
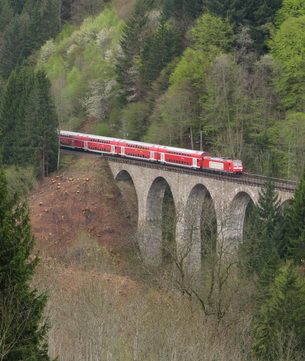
[{"xmin": 29, "ymin": 154, "xmax": 137, "ymax": 260}]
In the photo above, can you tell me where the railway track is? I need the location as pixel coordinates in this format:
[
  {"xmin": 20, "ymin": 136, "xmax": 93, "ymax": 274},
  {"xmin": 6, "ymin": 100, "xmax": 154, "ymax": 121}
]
[{"xmin": 61, "ymin": 148, "xmax": 297, "ymax": 193}]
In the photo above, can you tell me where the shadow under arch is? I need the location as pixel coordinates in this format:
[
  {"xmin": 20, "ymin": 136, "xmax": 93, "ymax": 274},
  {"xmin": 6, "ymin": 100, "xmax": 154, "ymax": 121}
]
[
  {"xmin": 146, "ymin": 177, "xmax": 177, "ymax": 265},
  {"xmin": 114, "ymin": 170, "xmax": 139, "ymax": 232},
  {"xmin": 225, "ymin": 191, "xmax": 255, "ymax": 251},
  {"xmin": 181, "ymin": 184, "xmax": 217, "ymax": 269}
]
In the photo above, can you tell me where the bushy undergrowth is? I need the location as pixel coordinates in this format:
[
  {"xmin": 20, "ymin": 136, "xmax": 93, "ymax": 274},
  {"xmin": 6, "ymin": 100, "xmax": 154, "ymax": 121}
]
[{"xmin": 5, "ymin": 165, "xmax": 37, "ymax": 196}]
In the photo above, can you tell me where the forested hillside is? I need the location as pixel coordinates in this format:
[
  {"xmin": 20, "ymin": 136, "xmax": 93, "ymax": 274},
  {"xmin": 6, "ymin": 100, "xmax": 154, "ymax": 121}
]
[{"xmin": 1, "ymin": 0, "xmax": 305, "ymax": 178}]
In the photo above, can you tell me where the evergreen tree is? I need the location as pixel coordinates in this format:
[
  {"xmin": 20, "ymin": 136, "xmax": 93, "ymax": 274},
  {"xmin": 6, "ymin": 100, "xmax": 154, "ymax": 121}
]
[
  {"xmin": 0, "ymin": 164, "xmax": 50, "ymax": 360},
  {"xmin": 161, "ymin": 0, "xmax": 204, "ymax": 22},
  {"xmin": 242, "ymin": 179, "xmax": 284, "ymax": 276},
  {"xmin": 25, "ymin": 70, "xmax": 59, "ymax": 177},
  {"xmin": 0, "ymin": 0, "xmax": 14, "ymax": 32},
  {"xmin": 0, "ymin": 67, "xmax": 58, "ymax": 174},
  {"xmin": 0, "ymin": 14, "xmax": 31, "ymax": 79},
  {"xmin": 284, "ymin": 167, "xmax": 305, "ymax": 263},
  {"xmin": 139, "ymin": 21, "xmax": 182, "ymax": 85},
  {"xmin": 116, "ymin": 0, "xmax": 153, "ymax": 102},
  {"xmin": 10, "ymin": 0, "xmax": 27, "ymax": 14},
  {"xmin": 202, "ymin": 0, "xmax": 282, "ymax": 52},
  {"xmin": 0, "ymin": 67, "xmax": 35, "ymax": 165},
  {"xmin": 252, "ymin": 262, "xmax": 305, "ymax": 360}
]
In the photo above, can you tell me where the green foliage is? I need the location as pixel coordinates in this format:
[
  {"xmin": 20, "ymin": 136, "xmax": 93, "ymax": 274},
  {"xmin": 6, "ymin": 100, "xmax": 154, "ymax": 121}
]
[
  {"xmin": 0, "ymin": 67, "xmax": 58, "ymax": 176},
  {"xmin": 243, "ymin": 179, "xmax": 284, "ymax": 276},
  {"xmin": 145, "ymin": 83, "xmax": 200, "ymax": 147},
  {"xmin": 170, "ymin": 14, "xmax": 234, "ymax": 89},
  {"xmin": 269, "ymin": 112, "xmax": 305, "ymax": 178},
  {"xmin": 0, "ymin": 0, "xmax": 61, "ymax": 79},
  {"xmin": 203, "ymin": 0, "xmax": 282, "ymax": 52},
  {"xmin": 252, "ymin": 262, "xmax": 305, "ymax": 360},
  {"xmin": 116, "ymin": 0, "xmax": 154, "ymax": 103},
  {"xmin": 25, "ymin": 70, "xmax": 59, "ymax": 177},
  {"xmin": 270, "ymin": 16, "xmax": 305, "ymax": 110},
  {"xmin": 0, "ymin": 14, "xmax": 31, "ymax": 79},
  {"xmin": 276, "ymin": 0, "xmax": 305, "ymax": 25},
  {"xmin": 39, "ymin": 6, "xmax": 124, "ymax": 124},
  {"xmin": 170, "ymin": 48, "xmax": 210, "ymax": 89},
  {"xmin": 284, "ymin": 167, "xmax": 305, "ymax": 263},
  {"xmin": 138, "ymin": 21, "xmax": 182, "ymax": 85},
  {"xmin": 0, "ymin": 0, "xmax": 14, "ymax": 31},
  {"xmin": 93, "ymin": 122, "xmax": 113, "ymax": 137},
  {"xmin": 121, "ymin": 102, "xmax": 150, "ymax": 140},
  {"xmin": 5, "ymin": 165, "xmax": 36, "ymax": 196},
  {"xmin": 0, "ymin": 66, "xmax": 35, "ymax": 165},
  {"xmin": 0, "ymin": 165, "xmax": 50, "ymax": 360},
  {"xmin": 188, "ymin": 13, "xmax": 234, "ymax": 53},
  {"xmin": 161, "ymin": 0, "xmax": 204, "ymax": 22}
]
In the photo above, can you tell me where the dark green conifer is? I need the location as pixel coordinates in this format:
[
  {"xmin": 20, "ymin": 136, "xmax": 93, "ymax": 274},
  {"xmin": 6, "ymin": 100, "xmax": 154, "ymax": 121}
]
[
  {"xmin": 0, "ymin": 14, "xmax": 31, "ymax": 78},
  {"xmin": 0, "ymin": 162, "xmax": 50, "ymax": 360},
  {"xmin": 284, "ymin": 167, "xmax": 305, "ymax": 263},
  {"xmin": 202, "ymin": 0, "xmax": 283, "ymax": 52},
  {"xmin": 243, "ymin": 179, "xmax": 283, "ymax": 276},
  {"xmin": 139, "ymin": 21, "xmax": 182, "ymax": 85},
  {"xmin": 25, "ymin": 70, "xmax": 59, "ymax": 177},
  {"xmin": 252, "ymin": 262, "xmax": 305, "ymax": 360},
  {"xmin": 0, "ymin": 67, "xmax": 35, "ymax": 164}
]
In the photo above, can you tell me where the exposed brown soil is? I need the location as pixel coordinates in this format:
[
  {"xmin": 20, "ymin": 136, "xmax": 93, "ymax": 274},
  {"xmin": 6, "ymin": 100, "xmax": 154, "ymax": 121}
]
[{"xmin": 29, "ymin": 154, "xmax": 136, "ymax": 260}]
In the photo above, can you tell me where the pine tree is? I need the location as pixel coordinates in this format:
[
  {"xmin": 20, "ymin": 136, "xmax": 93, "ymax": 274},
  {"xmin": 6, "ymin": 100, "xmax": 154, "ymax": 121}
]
[
  {"xmin": 26, "ymin": 70, "xmax": 59, "ymax": 177},
  {"xmin": 161, "ymin": 0, "xmax": 204, "ymax": 22},
  {"xmin": 0, "ymin": 163, "xmax": 50, "ymax": 360},
  {"xmin": 10, "ymin": 0, "xmax": 26, "ymax": 14},
  {"xmin": 252, "ymin": 262, "xmax": 305, "ymax": 360},
  {"xmin": 284, "ymin": 167, "xmax": 305, "ymax": 263},
  {"xmin": 139, "ymin": 21, "xmax": 182, "ymax": 85},
  {"xmin": 243, "ymin": 179, "xmax": 284, "ymax": 276},
  {"xmin": 116, "ymin": 0, "xmax": 154, "ymax": 103},
  {"xmin": 0, "ymin": 67, "xmax": 35, "ymax": 165},
  {"xmin": 0, "ymin": 0, "xmax": 14, "ymax": 32},
  {"xmin": 202, "ymin": 0, "xmax": 282, "ymax": 52},
  {"xmin": 0, "ymin": 14, "xmax": 31, "ymax": 79}
]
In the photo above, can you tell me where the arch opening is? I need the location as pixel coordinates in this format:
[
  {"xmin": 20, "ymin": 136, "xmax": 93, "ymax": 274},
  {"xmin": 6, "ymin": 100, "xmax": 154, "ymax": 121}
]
[
  {"xmin": 161, "ymin": 186, "xmax": 176, "ymax": 265},
  {"xmin": 183, "ymin": 184, "xmax": 217, "ymax": 270},
  {"xmin": 115, "ymin": 170, "xmax": 138, "ymax": 232},
  {"xmin": 146, "ymin": 177, "xmax": 176, "ymax": 266},
  {"xmin": 225, "ymin": 192, "xmax": 254, "ymax": 251}
]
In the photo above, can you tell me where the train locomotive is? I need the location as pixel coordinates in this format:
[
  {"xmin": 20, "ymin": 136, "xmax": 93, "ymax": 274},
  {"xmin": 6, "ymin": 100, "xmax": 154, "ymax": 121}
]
[{"xmin": 59, "ymin": 130, "xmax": 244, "ymax": 174}]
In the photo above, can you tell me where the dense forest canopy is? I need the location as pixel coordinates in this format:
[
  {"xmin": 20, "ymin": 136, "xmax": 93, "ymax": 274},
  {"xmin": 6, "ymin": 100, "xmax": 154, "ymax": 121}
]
[{"xmin": 1, "ymin": 0, "xmax": 305, "ymax": 178}]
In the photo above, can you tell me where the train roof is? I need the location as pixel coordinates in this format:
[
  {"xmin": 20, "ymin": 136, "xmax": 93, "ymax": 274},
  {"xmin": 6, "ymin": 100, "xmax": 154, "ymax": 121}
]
[
  {"xmin": 60, "ymin": 130, "xmax": 206, "ymax": 156},
  {"xmin": 205, "ymin": 156, "xmax": 242, "ymax": 162},
  {"xmin": 60, "ymin": 130, "xmax": 118, "ymax": 143}
]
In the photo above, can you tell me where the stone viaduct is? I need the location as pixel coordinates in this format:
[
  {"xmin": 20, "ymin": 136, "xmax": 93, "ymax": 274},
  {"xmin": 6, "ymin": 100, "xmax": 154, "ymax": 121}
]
[{"xmin": 107, "ymin": 158, "xmax": 295, "ymax": 272}]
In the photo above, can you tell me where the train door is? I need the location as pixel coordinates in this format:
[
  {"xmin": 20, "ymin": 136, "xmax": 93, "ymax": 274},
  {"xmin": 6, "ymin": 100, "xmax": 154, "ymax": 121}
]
[
  {"xmin": 192, "ymin": 157, "xmax": 198, "ymax": 168},
  {"xmin": 160, "ymin": 153, "xmax": 165, "ymax": 163},
  {"xmin": 121, "ymin": 147, "xmax": 125, "ymax": 156},
  {"xmin": 84, "ymin": 141, "xmax": 88, "ymax": 151},
  {"xmin": 150, "ymin": 151, "xmax": 155, "ymax": 160},
  {"xmin": 111, "ymin": 145, "xmax": 115, "ymax": 154}
]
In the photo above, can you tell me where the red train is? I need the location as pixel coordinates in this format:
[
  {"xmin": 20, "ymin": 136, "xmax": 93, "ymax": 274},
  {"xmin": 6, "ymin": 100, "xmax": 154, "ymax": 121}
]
[{"xmin": 59, "ymin": 130, "xmax": 244, "ymax": 174}]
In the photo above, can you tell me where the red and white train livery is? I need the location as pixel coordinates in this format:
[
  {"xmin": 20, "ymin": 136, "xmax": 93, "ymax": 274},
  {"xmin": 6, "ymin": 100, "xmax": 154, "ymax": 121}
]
[{"xmin": 59, "ymin": 130, "xmax": 243, "ymax": 174}]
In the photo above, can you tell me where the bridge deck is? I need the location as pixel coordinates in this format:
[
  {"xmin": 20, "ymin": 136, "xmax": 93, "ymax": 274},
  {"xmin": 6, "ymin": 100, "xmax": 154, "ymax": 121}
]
[{"xmin": 61, "ymin": 148, "xmax": 297, "ymax": 193}]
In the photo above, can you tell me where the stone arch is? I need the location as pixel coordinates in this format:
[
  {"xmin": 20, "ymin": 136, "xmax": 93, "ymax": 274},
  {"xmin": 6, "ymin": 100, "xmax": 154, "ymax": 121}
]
[
  {"xmin": 144, "ymin": 177, "xmax": 177, "ymax": 266},
  {"xmin": 224, "ymin": 191, "xmax": 255, "ymax": 252},
  {"xmin": 178, "ymin": 184, "xmax": 216, "ymax": 272},
  {"xmin": 114, "ymin": 170, "xmax": 138, "ymax": 231},
  {"xmin": 281, "ymin": 198, "xmax": 293, "ymax": 209}
]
